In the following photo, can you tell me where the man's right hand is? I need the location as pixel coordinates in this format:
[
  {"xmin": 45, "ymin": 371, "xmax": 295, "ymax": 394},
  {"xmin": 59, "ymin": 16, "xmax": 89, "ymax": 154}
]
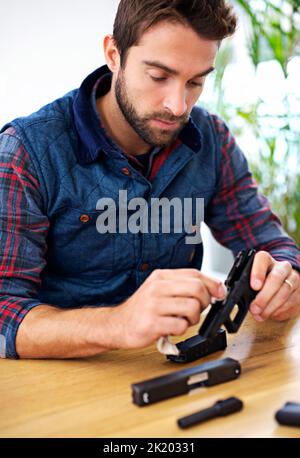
[
  {"xmin": 15, "ymin": 268, "xmax": 226, "ymax": 359},
  {"xmin": 110, "ymin": 268, "xmax": 226, "ymax": 349}
]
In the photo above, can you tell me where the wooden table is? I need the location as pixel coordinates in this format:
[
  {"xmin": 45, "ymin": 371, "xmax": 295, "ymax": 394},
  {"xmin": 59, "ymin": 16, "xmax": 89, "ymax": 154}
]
[{"xmin": 1, "ymin": 314, "xmax": 300, "ymax": 438}]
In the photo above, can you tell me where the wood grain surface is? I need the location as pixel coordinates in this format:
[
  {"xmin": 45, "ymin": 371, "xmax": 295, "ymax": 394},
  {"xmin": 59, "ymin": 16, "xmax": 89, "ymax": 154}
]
[{"xmin": 1, "ymin": 314, "xmax": 300, "ymax": 438}]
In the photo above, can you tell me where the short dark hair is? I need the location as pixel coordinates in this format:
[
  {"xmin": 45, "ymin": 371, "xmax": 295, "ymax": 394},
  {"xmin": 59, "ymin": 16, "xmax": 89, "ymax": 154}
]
[{"xmin": 113, "ymin": 0, "xmax": 237, "ymax": 66}]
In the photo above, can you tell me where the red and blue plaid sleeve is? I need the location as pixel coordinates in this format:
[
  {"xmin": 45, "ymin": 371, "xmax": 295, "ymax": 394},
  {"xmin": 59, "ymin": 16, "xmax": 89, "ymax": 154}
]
[
  {"xmin": 206, "ymin": 115, "xmax": 300, "ymax": 270},
  {"xmin": 0, "ymin": 128, "xmax": 49, "ymax": 359}
]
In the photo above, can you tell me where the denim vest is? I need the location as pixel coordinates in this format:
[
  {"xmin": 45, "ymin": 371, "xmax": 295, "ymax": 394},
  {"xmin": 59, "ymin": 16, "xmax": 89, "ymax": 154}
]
[{"xmin": 3, "ymin": 66, "xmax": 221, "ymax": 308}]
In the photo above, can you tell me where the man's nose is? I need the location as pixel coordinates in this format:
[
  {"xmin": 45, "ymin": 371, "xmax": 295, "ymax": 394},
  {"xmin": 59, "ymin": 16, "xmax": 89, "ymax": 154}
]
[{"xmin": 163, "ymin": 86, "xmax": 188, "ymax": 118}]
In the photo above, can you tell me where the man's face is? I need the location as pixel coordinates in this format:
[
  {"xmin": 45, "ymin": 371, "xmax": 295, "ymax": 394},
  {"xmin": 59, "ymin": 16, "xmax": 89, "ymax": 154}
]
[{"xmin": 113, "ymin": 21, "xmax": 218, "ymax": 148}]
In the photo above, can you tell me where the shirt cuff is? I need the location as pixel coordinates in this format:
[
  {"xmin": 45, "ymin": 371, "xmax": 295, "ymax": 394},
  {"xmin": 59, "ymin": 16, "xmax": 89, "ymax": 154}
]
[{"xmin": 0, "ymin": 299, "xmax": 44, "ymax": 359}]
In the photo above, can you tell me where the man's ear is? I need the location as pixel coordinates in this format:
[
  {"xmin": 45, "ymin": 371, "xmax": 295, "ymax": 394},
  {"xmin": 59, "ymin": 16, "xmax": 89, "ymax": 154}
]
[{"xmin": 103, "ymin": 35, "xmax": 121, "ymax": 73}]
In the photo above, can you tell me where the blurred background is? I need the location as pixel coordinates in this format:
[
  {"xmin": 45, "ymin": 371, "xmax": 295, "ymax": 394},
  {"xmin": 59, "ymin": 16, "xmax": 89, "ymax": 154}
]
[
  {"xmin": 0, "ymin": 0, "xmax": 299, "ymax": 277},
  {"xmin": 202, "ymin": 0, "xmax": 300, "ymax": 275}
]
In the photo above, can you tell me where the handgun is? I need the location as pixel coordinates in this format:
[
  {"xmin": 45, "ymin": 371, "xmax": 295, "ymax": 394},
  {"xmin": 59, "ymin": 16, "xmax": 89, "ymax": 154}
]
[{"xmin": 167, "ymin": 249, "xmax": 257, "ymax": 363}]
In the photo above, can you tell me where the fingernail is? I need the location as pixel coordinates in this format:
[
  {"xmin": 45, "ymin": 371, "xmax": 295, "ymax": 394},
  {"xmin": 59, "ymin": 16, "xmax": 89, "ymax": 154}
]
[
  {"xmin": 253, "ymin": 315, "xmax": 265, "ymax": 322},
  {"xmin": 252, "ymin": 279, "xmax": 262, "ymax": 290},
  {"xmin": 218, "ymin": 284, "xmax": 227, "ymax": 298},
  {"xmin": 251, "ymin": 304, "xmax": 261, "ymax": 314}
]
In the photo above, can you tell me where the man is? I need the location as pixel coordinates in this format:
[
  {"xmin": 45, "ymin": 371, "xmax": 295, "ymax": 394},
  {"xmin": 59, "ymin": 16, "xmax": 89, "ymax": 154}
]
[{"xmin": 0, "ymin": 0, "xmax": 299, "ymax": 359}]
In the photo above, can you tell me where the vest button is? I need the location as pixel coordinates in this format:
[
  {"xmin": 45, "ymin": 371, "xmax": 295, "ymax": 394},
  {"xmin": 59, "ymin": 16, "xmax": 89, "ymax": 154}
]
[
  {"xmin": 121, "ymin": 167, "xmax": 132, "ymax": 176},
  {"xmin": 80, "ymin": 214, "xmax": 90, "ymax": 223},
  {"xmin": 141, "ymin": 263, "xmax": 150, "ymax": 272}
]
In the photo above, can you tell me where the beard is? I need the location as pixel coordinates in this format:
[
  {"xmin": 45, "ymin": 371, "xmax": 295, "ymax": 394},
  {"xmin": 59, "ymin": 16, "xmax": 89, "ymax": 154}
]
[{"xmin": 115, "ymin": 70, "xmax": 188, "ymax": 148}]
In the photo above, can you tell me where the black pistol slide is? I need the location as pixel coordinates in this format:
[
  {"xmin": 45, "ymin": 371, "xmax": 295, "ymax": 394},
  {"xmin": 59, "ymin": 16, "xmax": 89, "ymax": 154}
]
[{"xmin": 132, "ymin": 357, "xmax": 241, "ymax": 406}]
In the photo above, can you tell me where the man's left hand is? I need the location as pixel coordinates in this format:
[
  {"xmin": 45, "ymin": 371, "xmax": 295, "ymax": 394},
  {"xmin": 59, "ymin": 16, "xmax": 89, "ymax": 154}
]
[{"xmin": 249, "ymin": 251, "xmax": 300, "ymax": 322}]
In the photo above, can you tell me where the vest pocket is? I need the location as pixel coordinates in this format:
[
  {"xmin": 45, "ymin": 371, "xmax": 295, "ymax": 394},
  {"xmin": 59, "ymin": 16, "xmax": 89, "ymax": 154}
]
[{"xmin": 47, "ymin": 207, "xmax": 117, "ymax": 276}]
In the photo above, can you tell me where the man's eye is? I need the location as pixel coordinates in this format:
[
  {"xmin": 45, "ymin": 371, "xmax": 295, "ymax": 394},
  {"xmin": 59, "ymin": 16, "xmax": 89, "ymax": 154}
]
[
  {"xmin": 189, "ymin": 81, "xmax": 203, "ymax": 88},
  {"xmin": 150, "ymin": 76, "xmax": 167, "ymax": 82}
]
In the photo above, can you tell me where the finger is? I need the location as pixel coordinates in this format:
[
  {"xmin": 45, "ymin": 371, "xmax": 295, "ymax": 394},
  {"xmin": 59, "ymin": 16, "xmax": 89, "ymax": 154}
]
[
  {"xmin": 250, "ymin": 251, "xmax": 274, "ymax": 291},
  {"xmin": 151, "ymin": 268, "xmax": 203, "ymax": 280},
  {"xmin": 258, "ymin": 273, "xmax": 297, "ymax": 320},
  {"xmin": 197, "ymin": 271, "xmax": 227, "ymax": 299},
  {"xmin": 249, "ymin": 260, "xmax": 292, "ymax": 316},
  {"xmin": 271, "ymin": 284, "xmax": 300, "ymax": 320},
  {"xmin": 272, "ymin": 312, "xmax": 292, "ymax": 322},
  {"xmin": 254, "ymin": 271, "xmax": 300, "ymax": 321},
  {"xmin": 271, "ymin": 303, "xmax": 300, "ymax": 321},
  {"xmin": 151, "ymin": 269, "xmax": 226, "ymax": 299},
  {"xmin": 159, "ymin": 297, "xmax": 203, "ymax": 326},
  {"xmin": 156, "ymin": 278, "xmax": 214, "ymax": 308},
  {"xmin": 156, "ymin": 316, "xmax": 189, "ymax": 338},
  {"xmin": 284, "ymin": 270, "xmax": 300, "ymax": 292}
]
